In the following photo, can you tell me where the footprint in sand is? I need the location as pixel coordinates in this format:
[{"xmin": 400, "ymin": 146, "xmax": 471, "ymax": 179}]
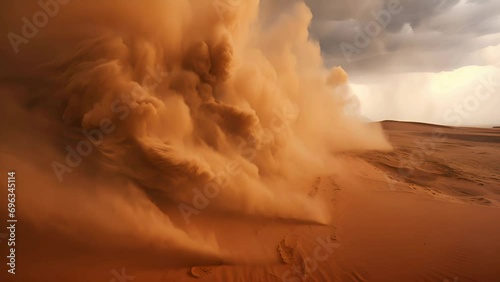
[{"xmin": 190, "ymin": 266, "xmax": 216, "ymax": 278}]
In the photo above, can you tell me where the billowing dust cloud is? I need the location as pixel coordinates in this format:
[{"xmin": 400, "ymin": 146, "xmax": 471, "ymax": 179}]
[{"xmin": 0, "ymin": 0, "xmax": 390, "ymax": 269}]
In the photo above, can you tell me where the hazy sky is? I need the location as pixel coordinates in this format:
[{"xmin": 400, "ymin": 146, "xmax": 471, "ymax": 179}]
[{"xmin": 305, "ymin": 0, "xmax": 500, "ymax": 126}]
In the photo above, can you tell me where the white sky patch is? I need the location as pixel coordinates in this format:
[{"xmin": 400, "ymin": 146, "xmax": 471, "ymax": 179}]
[
  {"xmin": 470, "ymin": 43, "xmax": 500, "ymax": 66},
  {"xmin": 351, "ymin": 65, "xmax": 500, "ymax": 126},
  {"xmin": 400, "ymin": 23, "xmax": 413, "ymax": 35}
]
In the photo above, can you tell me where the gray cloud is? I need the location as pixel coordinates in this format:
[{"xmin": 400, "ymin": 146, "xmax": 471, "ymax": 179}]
[
  {"xmin": 260, "ymin": 0, "xmax": 500, "ymax": 126},
  {"xmin": 302, "ymin": 0, "xmax": 500, "ymax": 73}
]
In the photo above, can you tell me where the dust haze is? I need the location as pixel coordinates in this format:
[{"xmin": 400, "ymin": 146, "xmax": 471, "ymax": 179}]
[{"xmin": 0, "ymin": 0, "xmax": 390, "ymax": 273}]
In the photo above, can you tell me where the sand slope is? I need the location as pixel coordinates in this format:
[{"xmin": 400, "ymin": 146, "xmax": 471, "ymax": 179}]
[
  {"xmin": 4, "ymin": 122, "xmax": 500, "ymax": 282},
  {"xmin": 173, "ymin": 122, "xmax": 500, "ymax": 282}
]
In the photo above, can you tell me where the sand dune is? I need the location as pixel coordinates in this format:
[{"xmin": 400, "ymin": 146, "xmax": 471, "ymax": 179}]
[
  {"xmin": 4, "ymin": 121, "xmax": 499, "ymax": 282},
  {"xmin": 0, "ymin": 0, "xmax": 498, "ymax": 281},
  {"xmin": 170, "ymin": 122, "xmax": 500, "ymax": 282}
]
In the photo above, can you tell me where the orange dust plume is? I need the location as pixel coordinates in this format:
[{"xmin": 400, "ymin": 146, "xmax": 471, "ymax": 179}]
[{"xmin": 0, "ymin": 0, "xmax": 391, "ymax": 270}]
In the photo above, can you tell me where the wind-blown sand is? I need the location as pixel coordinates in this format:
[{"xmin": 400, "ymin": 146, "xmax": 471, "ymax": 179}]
[
  {"xmin": 1, "ymin": 1, "xmax": 499, "ymax": 281},
  {"xmin": 172, "ymin": 122, "xmax": 500, "ymax": 282},
  {"xmin": 163, "ymin": 122, "xmax": 500, "ymax": 282},
  {"xmin": 6, "ymin": 121, "xmax": 499, "ymax": 282}
]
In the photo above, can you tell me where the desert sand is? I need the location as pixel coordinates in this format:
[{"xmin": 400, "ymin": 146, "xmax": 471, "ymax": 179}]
[
  {"xmin": 159, "ymin": 122, "xmax": 500, "ymax": 282},
  {"xmin": 0, "ymin": 1, "xmax": 499, "ymax": 281},
  {"xmin": 4, "ymin": 121, "xmax": 498, "ymax": 282}
]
